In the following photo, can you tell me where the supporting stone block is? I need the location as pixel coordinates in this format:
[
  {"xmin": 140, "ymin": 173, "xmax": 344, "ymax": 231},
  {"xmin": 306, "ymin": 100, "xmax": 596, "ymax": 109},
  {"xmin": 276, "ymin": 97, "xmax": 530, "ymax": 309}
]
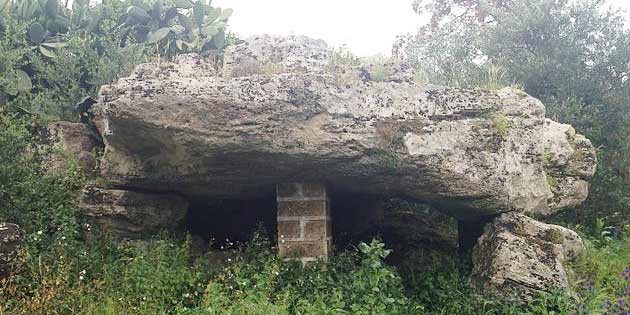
[{"xmin": 277, "ymin": 183, "xmax": 331, "ymax": 264}]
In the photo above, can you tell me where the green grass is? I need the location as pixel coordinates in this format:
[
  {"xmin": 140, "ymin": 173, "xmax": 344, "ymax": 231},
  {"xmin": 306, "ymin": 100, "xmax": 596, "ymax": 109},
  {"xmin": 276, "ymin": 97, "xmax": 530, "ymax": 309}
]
[
  {"xmin": 567, "ymin": 236, "xmax": 630, "ymax": 314},
  {"xmin": 1, "ymin": 226, "xmax": 627, "ymax": 315}
]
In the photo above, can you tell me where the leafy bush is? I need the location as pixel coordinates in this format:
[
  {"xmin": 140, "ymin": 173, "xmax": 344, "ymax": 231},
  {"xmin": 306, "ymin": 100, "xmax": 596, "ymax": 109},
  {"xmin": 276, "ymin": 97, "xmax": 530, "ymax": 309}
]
[
  {"xmin": 3, "ymin": 224, "xmax": 627, "ymax": 315},
  {"xmin": 182, "ymin": 236, "xmax": 418, "ymax": 315},
  {"xmin": 0, "ymin": 1, "xmax": 146, "ymax": 120},
  {"xmin": 1, "ymin": 236, "xmax": 214, "ymax": 314},
  {"xmin": 118, "ymin": 0, "xmax": 232, "ymax": 58},
  {"xmin": 0, "ymin": 110, "xmax": 83, "ymax": 243},
  {"xmin": 0, "ymin": 0, "xmax": 232, "ymax": 121}
]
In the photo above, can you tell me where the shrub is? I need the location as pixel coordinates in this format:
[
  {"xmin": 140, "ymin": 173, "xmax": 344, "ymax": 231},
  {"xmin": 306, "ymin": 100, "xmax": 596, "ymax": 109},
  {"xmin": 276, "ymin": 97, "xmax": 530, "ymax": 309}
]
[{"xmin": 0, "ymin": 111, "xmax": 83, "ymax": 242}]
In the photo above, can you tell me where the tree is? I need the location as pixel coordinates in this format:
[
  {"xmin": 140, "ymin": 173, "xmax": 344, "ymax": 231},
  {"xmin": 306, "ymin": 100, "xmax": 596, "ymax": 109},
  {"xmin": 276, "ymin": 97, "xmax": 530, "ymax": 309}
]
[{"xmin": 398, "ymin": 0, "xmax": 630, "ymax": 228}]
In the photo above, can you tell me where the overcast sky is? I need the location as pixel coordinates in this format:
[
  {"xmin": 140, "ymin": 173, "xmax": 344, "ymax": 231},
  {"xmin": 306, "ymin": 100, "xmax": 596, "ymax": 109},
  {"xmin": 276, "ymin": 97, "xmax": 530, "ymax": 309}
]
[{"xmin": 213, "ymin": 0, "xmax": 630, "ymax": 57}]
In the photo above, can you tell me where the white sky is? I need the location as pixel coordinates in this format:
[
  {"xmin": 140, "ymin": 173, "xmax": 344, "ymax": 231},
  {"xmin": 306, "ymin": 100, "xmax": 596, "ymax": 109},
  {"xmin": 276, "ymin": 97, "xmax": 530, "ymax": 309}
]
[{"xmin": 213, "ymin": 0, "xmax": 630, "ymax": 57}]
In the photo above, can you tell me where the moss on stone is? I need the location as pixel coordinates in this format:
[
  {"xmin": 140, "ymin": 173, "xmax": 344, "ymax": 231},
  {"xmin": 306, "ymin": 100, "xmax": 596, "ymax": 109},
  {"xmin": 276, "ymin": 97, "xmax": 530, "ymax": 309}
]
[
  {"xmin": 548, "ymin": 229, "xmax": 565, "ymax": 244},
  {"xmin": 565, "ymin": 126, "xmax": 576, "ymax": 146},
  {"xmin": 546, "ymin": 173, "xmax": 559, "ymax": 189},
  {"xmin": 492, "ymin": 114, "xmax": 512, "ymax": 137},
  {"xmin": 543, "ymin": 149, "xmax": 552, "ymax": 169}
]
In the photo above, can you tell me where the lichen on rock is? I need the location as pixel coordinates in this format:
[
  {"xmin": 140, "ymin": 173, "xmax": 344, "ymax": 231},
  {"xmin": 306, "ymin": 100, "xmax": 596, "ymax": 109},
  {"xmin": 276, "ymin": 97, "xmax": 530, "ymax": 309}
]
[
  {"xmin": 91, "ymin": 35, "xmax": 596, "ymax": 219},
  {"xmin": 470, "ymin": 213, "xmax": 585, "ymax": 301}
]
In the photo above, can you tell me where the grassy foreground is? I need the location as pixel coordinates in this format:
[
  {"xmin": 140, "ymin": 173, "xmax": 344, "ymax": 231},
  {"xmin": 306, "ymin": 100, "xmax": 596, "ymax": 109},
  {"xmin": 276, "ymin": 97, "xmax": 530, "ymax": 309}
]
[{"xmin": 0, "ymin": 230, "xmax": 628, "ymax": 315}]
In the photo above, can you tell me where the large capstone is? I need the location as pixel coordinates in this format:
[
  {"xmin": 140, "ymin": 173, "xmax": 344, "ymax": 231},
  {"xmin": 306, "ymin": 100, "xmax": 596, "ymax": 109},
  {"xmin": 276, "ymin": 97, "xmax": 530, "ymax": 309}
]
[{"xmin": 92, "ymin": 35, "xmax": 596, "ymax": 219}]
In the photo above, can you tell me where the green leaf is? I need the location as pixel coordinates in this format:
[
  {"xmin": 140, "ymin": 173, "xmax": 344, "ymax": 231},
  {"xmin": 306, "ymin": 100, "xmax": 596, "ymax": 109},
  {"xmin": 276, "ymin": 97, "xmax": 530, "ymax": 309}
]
[
  {"xmin": 15, "ymin": 70, "xmax": 32, "ymax": 93},
  {"xmin": 201, "ymin": 25, "xmax": 218, "ymax": 37},
  {"xmin": 5, "ymin": 82, "xmax": 18, "ymax": 96},
  {"xmin": 133, "ymin": 24, "xmax": 150, "ymax": 42},
  {"xmin": 19, "ymin": 0, "xmax": 35, "ymax": 20},
  {"xmin": 218, "ymin": 8, "xmax": 232, "ymax": 21},
  {"xmin": 28, "ymin": 22, "xmax": 45, "ymax": 44},
  {"xmin": 54, "ymin": 15, "xmax": 70, "ymax": 30},
  {"xmin": 0, "ymin": 91, "xmax": 10, "ymax": 103},
  {"xmin": 170, "ymin": 25, "xmax": 185, "ymax": 34},
  {"xmin": 192, "ymin": 0, "xmax": 206, "ymax": 27},
  {"xmin": 127, "ymin": 6, "xmax": 151, "ymax": 24},
  {"xmin": 205, "ymin": 7, "xmax": 220, "ymax": 24},
  {"xmin": 86, "ymin": 12, "xmax": 101, "ymax": 33},
  {"xmin": 131, "ymin": 0, "xmax": 151, "ymax": 11},
  {"xmin": 164, "ymin": 7, "xmax": 178, "ymax": 23},
  {"xmin": 173, "ymin": 0, "xmax": 192, "ymax": 9},
  {"xmin": 151, "ymin": 0, "xmax": 162, "ymax": 22},
  {"xmin": 41, "ymin": 41, "xmax": 67, "ymax": 49},
  {"xmin": 45, "ymin": 18, "xmax": 66, "ymax": 33},
  {"xmin": 72, "ymin": 0, "xmax": 86, "ymax": 11},
  {"xmin": 39, "ymin": 45, "xmax": 57, "ymax": 58},
  {"xmin": 177, "ymin": 14, "xmax": 192, "ymax": 31},
  {"xmin": 0, "ymin": 0, "xmax": 11, "ymax": 13},
  {"xmin": 210, "ymin": 29, "xmax": 225, "ymax": 49},
  {"xmin": 44, "ymin": 0, "xmax": 58, "ymax": 17},
  {"xmin": 146, "ymin": 27, "xmax": 171, "ymax": 43}
]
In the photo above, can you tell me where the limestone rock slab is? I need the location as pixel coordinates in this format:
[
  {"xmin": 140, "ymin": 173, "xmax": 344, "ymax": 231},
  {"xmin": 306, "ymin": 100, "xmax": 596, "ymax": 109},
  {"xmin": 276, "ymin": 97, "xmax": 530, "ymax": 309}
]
[{"xmin": 93, "ymin": 35, "xmax": 596, "ymax": 218}]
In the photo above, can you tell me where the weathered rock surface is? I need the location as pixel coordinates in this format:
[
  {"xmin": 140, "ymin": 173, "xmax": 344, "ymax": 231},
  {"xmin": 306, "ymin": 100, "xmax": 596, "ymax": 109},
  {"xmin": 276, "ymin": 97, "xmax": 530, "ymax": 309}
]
[
  {"xmin": 0, "ymin": 223, "xmax": 23, "ymax": 278},
  {"xmin": 470, "ymin": 213, "xmax": 584, "ymax": 300},
  {"xmin": 46, "ymin": 122, "xmax": 102, "ymax": 174},
  {"xmin": 542, "ymin": 119, "xmax": 597, "ymax": 213},
  {"xmin": 80, "ymin": 187, "xmax": 188, "ymax": 239},
  {"xmin": 93, "ymin": 35, "xmax": 596, "ymax": 218}
]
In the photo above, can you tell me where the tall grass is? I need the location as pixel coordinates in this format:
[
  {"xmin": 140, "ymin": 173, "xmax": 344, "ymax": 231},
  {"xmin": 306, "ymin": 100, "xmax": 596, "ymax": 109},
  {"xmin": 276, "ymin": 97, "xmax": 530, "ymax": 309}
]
[{"xmin": 1, "ymin": 228, "xmax": 627, "ymax": 315}]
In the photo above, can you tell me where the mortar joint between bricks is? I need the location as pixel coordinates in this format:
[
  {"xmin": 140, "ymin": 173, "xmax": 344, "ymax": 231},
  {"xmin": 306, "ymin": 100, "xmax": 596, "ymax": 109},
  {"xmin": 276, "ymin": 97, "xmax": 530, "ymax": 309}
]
[
  {"xmin": 276, "ymin": 196, "xmax": 327, "ymax": 202},
  {"xmin": 277, "ymin": 216, "xmax": 331, "ymax": 222}
]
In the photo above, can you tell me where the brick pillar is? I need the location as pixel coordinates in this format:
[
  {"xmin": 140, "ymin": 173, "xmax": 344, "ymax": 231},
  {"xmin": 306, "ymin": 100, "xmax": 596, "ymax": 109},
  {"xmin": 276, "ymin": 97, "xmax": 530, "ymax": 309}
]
[{"xmin": 276, "ymin": 183, "xmax": 331, "ymax": 265}]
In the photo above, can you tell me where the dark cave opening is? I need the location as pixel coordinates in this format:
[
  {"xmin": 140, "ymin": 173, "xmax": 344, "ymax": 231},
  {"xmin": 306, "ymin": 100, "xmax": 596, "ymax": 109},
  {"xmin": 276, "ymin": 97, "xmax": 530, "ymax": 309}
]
[
  {"xmin": 329, "ymin": 193, "xmax": 460, "ymax": 262},
  {"xmin": 185, "ymin": 195, "xmax": 277, "ymax": 250},
  {"xmin": 184, "ymin": 189, "xmax": 463, "ymax": 264}
]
